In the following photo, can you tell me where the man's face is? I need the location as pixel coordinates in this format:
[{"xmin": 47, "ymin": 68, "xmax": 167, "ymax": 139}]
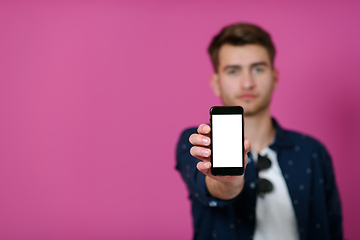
[{"xmin": 211, "ymin": 44, "xmax": 278, "ymax": 116}]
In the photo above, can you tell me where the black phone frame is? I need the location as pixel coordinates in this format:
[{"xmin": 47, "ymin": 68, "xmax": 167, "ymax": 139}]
[{"xmin": 210, "ymin": 106, "xmax": 245, "ymax": 176}]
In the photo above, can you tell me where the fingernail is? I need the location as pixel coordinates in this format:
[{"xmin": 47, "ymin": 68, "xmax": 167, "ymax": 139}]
[
  {"xmin": 202, "ymin": 137, "xmax": 209, "ymax": 144},
  {"xmin": 202, "ymin": 149, "xmax": 210, "ymax": 157},
  {"xmin": 203, "ymin": 125, "xmax": 210, "ymax": 132},
  {"xmin": 204, "ymin": 162, "xmax": 210, "ymax": 168}
]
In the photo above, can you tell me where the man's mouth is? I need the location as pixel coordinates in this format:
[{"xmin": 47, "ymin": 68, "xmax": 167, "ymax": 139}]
[{"xmin": 239, "ymin": 93, "xmax": 256, "ymax": 100}]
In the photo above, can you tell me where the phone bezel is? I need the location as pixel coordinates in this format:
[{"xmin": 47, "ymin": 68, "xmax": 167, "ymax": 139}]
[{"xmin": 210, "ymin": 106, "xmax": 245, "ymax": 176}]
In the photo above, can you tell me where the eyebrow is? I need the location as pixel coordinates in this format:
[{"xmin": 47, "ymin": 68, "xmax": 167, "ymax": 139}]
[{"xmin": 222, "ymin": 62, "xmax": 269, "ymax": 71}]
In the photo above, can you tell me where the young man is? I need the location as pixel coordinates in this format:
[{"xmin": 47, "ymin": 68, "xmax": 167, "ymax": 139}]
[{"xmin": 176, "ymin": 23, "xmax": 342, "ymax": 240}]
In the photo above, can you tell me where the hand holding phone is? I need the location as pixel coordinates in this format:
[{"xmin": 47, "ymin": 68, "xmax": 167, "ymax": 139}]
[{"xmin": 189, "ymin": 107, "xmax": 249, "ymax": 199}]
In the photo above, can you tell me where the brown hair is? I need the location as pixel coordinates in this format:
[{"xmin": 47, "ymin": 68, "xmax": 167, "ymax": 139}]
[{"xmin": 208, "ymin": 23, "xmax": 276, "ymax": 72}]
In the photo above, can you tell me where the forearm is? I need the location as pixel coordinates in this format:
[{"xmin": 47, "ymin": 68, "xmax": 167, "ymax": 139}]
[{"xmin": 205, "ymin": 176, "xmax": 245, "ymax": 200}]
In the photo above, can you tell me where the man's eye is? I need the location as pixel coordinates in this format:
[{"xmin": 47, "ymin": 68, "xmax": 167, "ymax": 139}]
[
  {"xmin": 229, "ymin": 70, "xmax": 238, "ymax": 75},
  {"xmin": 253, "ymin": 67, "xmax": 263, "ymax": 73}
]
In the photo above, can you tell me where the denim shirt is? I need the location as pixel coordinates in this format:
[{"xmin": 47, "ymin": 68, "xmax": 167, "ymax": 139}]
[{"xmin": 176, "ymin": 119, "xmax": 342, "ymax": 240}]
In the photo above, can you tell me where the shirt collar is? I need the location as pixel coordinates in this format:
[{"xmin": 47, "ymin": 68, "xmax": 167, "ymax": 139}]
[{"xmin": 269, "ymin": 118, "xmax": 294, "ymax": 151}]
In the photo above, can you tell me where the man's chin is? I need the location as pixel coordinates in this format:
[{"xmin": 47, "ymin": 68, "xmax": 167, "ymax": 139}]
[
  {"xmin": 239, "ymin": 103, "xmax": 260, "ymax": 116},
  {"xmin": 234, "ymin": 103, "xmax": 257, "ymax": 116},
  {"xmin": 222, "ymin": 97, "xmax": 270, "ymax": 116},
  {"xmin": 243, "ymin": 104, "xmax": 270, "ymax": 117},
  {"xmin": 223, "ymin": 105, "xmax": 258, "ymax": 116},
  {"xmin": 222, "ymin": 100, "xmax": 263, "ymax": 114}
]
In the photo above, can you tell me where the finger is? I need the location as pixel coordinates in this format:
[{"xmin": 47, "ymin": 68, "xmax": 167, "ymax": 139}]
[
  {"xmin": 197, "ymin": 124, "xmax": 211, "ymax": 136},
  {"xmin": 190, "ymin": 146, "xmax": 211, "ymax": 160},
  {"xmin": 197, "ymin": 161, "xmax": 211, "ymax": 175},
  {"xmin": 189, "ymin": 133, "xmax": 211, "ymax": 147}
]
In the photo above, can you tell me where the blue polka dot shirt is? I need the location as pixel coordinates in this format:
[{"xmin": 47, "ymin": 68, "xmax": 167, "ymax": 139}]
[{"xmin": 176, "ymin": 119, "xmax": 343, "ymax": 240}]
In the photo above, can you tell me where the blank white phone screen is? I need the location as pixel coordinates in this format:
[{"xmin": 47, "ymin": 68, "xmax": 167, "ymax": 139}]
[{"xmin": 212, "ymin": 114, "xmax": 243, "ymax": 168}]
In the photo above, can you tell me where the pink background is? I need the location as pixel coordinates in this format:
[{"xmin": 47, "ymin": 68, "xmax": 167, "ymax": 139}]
[{"xmin": 0, "ymin": 1, "xmax": 359, "ymax": 239}]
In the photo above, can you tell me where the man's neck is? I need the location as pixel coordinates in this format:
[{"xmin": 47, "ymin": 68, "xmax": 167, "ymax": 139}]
[{"xmin": 244, "ymin": 107, "xmax": 276, "ymax": 153}]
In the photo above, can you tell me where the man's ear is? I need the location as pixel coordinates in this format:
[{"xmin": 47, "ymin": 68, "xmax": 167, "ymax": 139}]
[
  {"xmin": 210, "ymin": 73, "xmax": 221, "ymax": 96},
  {"xmin": 272, "ymin": 68, "xmax": 279, "ymax": 90}
]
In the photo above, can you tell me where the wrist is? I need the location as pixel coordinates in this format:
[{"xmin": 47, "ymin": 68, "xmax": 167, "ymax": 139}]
[{"xmin": 205, "ymin": 176, "xmax": 245, "ymax": 200}]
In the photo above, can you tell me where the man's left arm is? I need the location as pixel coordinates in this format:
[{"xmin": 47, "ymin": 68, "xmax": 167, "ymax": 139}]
[{"xmin": 319, "ymin": 145, "xmax": 343, "ymax": 239}]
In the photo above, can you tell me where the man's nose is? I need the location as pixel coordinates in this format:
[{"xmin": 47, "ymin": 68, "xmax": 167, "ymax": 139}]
[{"xmin": 241, "ymin": 71, "xmax": 255, "ymax": 90}]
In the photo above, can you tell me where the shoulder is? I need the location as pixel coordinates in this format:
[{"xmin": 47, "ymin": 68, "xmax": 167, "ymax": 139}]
[
  {"xmin": 273, "ymin": 118, "xmax": 326, "ymax": 153},
  {"xmin": 285, "ymin": 128, "xmax": 324, "ymax": 147},
  {"xmin": 281, "ymin": 127, "xmax": 331, "ymax": 161}
]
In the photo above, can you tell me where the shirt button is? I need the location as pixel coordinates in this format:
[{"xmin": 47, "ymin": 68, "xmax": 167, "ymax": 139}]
[
  {"xmin": 284, "ymin": 174, "xmax": 289, "ymax": 179},
  {"xmin": 194, "ymin": 193, "xmax": 199, "ymax": 197},
  {"xmin": 182, "ymin": 144, "xmax": 187, "ymax": 149},
  {"xmin": 316, "ymin": 224, "xmax": 321, "ymax": 228},
  {"xmin": 288, "ymin": 160, "xmax": 293, "ymax": 165},
  {"xmin": 230, "ymin": 224, "xmax": 235, "ymax": 229},
  {"xmin": 249, "ymin": 182, "xmax": 256, "ymax": 189},
  {"xmin": 294, "ymin": 146, "xmax": 300, "ymax": 151},
  {"xmin": 306, "ymin": 168, "xmax": 312, "ymax": 174},
  {"xmin": 299, "ymin": 185, "xmax": 304, "ymax": 190},
  {"xmin": 209, "ymin": 201, "xmax": 217, "ymax": 207},
  {"xmin": 293, "ymin": 199, "xmax": 299, "ymax": 205}
]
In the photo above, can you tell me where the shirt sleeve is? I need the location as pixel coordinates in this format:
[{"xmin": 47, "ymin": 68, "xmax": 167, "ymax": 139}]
[
  {"xmin": 318, "ymin": 144, "xmax": 343, "ymax": 240},
  {"xmin": 175, "ymin": 128, "xmax": 242, "ymax": 207}
]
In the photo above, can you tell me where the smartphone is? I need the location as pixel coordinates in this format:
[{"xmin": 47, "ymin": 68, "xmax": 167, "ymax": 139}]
[{"xmin": 210, "ymin": 106, "xmax": 244, "ymax": 176}]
